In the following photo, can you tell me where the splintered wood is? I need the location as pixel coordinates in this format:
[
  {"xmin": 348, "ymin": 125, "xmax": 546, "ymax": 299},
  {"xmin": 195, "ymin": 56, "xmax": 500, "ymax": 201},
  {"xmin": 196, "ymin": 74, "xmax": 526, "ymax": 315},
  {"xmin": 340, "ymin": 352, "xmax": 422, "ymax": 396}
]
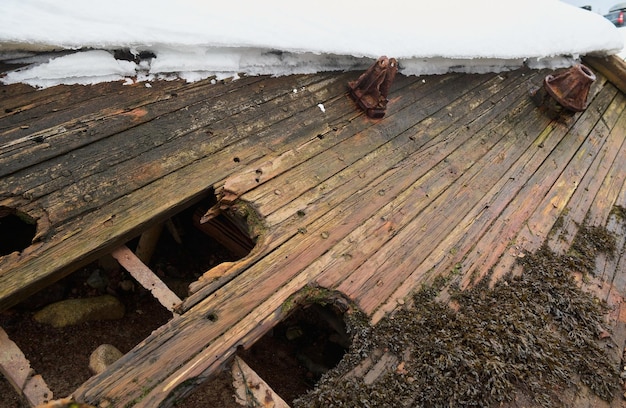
[
  {"xmin": 232, "ymin": 356, "xmax": 290, "ymax": 408},
  {"xmin": 2, "ymin": 55, "xmax": 626, "ymax": 407}
]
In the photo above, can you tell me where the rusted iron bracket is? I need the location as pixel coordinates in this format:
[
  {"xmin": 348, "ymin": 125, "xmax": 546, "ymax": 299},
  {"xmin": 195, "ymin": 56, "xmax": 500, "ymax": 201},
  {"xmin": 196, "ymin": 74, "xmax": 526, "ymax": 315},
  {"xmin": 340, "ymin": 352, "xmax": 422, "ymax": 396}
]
[
  {"xmin": 348, "ymin": 56, "xmax": 398, "ymax": 118},
  {"xmin": 544, "ymin": 64, "xmax": 596, "ymax": 112},
  {"xmin": 530, "ymin": 64, "xmax": 596, "ymax": 116}
]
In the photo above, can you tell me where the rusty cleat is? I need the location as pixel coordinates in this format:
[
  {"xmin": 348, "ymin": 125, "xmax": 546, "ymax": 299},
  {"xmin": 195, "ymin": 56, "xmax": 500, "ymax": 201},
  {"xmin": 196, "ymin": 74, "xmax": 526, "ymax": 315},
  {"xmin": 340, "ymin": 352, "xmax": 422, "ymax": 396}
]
[
  {"xmin": 530, "ymin": 64, "xmax": 596, "ymax": 116},
  {"xmin": 348, "ymin": 56, "xmax": 398, "ymax": 119}
]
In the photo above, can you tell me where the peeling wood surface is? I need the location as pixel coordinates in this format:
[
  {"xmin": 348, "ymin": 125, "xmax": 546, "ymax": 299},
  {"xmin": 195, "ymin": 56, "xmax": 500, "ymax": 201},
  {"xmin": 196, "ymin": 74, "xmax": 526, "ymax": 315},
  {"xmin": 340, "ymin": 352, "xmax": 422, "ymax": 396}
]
[{"xmin": 1, "ymin": 65, "xmax": 626, "ymax": 407}]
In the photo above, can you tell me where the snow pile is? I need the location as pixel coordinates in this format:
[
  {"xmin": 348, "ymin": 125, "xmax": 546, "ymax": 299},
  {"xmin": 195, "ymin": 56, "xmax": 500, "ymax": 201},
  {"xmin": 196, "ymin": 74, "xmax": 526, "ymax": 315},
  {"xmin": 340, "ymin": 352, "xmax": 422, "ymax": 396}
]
[{"xmin": 0, "ymin": 0, "xmax": 623, "ymax": 88}]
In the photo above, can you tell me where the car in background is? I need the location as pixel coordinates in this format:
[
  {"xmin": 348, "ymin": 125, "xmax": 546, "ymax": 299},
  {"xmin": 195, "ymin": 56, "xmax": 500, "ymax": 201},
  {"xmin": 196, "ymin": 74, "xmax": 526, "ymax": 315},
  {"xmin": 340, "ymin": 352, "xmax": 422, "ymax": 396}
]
[{"xmin": 605, "ymin": 3, "xmax": 626, "ymax": 26}]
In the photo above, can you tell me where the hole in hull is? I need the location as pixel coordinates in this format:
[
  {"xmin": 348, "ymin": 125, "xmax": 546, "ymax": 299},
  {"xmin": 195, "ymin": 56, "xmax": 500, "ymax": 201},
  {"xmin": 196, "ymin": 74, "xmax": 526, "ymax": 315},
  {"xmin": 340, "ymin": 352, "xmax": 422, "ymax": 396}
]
[
  {"xmin": 239, "ymin": 302, "xmax": 350, "ymax": 404},
  {"xmin": 0, "ymin": 192, "xmax": 256, "ymax": 402}
]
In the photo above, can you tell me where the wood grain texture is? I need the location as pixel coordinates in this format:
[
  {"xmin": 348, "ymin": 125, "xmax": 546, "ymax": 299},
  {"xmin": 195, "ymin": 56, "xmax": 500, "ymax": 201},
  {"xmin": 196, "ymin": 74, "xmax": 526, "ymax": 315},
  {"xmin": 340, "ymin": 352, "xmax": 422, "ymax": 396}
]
[{"xmin": 1, "ymin": 64, "xmax": 625, "ymax": 406}]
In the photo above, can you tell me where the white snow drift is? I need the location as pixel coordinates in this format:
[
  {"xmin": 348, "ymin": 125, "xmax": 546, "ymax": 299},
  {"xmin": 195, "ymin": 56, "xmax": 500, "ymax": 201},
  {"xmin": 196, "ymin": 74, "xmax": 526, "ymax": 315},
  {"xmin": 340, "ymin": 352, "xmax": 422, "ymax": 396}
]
[{"xmin": 0, "ymin": 0, "xmax": 623, "ymax": 88}]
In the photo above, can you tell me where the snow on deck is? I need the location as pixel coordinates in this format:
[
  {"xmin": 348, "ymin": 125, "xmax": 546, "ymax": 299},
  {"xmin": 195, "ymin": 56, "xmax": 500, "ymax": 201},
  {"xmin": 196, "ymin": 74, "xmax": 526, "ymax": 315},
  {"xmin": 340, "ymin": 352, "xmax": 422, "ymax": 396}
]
[{"xmin": 0, "ymin": 0, "xmax": 623, "ymax": 88}]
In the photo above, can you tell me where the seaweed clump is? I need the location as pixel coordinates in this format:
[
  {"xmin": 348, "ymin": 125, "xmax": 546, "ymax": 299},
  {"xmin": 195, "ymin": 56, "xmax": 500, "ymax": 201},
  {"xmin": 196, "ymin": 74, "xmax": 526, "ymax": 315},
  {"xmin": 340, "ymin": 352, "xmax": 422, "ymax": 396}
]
[{"xmin": 294, "ymin": 226, "xmax": 619, "ymax": 408}]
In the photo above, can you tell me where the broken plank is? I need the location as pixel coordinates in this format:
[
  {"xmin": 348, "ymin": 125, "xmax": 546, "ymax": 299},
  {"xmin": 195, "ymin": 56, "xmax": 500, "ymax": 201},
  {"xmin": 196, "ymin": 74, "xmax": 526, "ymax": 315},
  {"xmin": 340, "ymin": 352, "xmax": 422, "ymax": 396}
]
[
  {"xmin": 0, "ymin": 327, "xmax": 53, "ymax": 407},
  {"xmin": 111, "ymin": 245, "xmax": 182, "ymax": 312},
  {"xmin": 232, "ymin": 356, "xmax": 290, "ymax": 408},
  {"xmin": 0, "ymin": 73, "xmax": 344, "ymax": 311}
]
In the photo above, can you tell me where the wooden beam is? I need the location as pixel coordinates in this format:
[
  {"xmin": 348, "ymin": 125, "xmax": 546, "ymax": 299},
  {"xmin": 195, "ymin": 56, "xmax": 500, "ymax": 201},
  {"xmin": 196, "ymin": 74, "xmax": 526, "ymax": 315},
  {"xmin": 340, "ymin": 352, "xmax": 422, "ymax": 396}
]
[
  {"xmin": 584, "ymin": 55, "xmax": 626, "ymax": 95},
  {"xmin": 0, "ymin": 327, "xmax": 53, "ymax": 407},
  {"xmin": 111, "ymin": 246, "xmax": 182, "ymax": 312},
  {"xmin": 231, "ymin": 356, "xmax": 290, "ymax": 408}
]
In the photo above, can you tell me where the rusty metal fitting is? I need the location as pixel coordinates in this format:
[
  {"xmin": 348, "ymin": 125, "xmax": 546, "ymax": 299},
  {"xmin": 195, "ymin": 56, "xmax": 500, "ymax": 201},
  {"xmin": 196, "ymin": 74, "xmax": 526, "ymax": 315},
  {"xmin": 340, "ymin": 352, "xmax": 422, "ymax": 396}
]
[
  {"xmin": 543, "ymin": 64, "xmax": 596, "ymax": 112},
  {"xmin": 348, "ymin": 56, "xmax": 398, "ymax": 118}
]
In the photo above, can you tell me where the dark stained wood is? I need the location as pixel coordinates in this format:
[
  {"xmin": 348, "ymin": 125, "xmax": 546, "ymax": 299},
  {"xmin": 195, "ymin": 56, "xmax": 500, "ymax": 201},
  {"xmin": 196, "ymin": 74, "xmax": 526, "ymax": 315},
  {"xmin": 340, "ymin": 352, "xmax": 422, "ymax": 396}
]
[
  {"xmin": 0, "ymin": 61, "xmax": 625, "ymax": 407},
  {"xmin": 0, "ymin": 72, "xmax": 349, "ymax": 310}
]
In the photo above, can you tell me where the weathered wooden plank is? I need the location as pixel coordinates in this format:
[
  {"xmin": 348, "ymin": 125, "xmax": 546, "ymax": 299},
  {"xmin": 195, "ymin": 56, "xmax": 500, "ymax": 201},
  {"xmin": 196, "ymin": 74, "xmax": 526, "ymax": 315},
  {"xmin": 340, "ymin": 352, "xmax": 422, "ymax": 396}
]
[
  {"xmin": 0, "ymin": 73, "xmax": 351, "ymax": 310},
  {"xmin": 0, "ymin": 326, "xmax": 32, "ymax": 392},
  {"xmin": 0, "ymin": 327, "xmax": 53, "ymax": 406},
  {"xmin": 0, "ymin": 79, "xmax": 181, "ymax": 132},
  {"xmin": 204, "ymin": 70, "xmax": 429, "ymax": 215},
  {"xmin": 546, "ymin": 93, "xmax": 626, "ymax": 254},
  {"xmin": 251, "ymin": 71, "xmax": 527, "ymax": 222},
  {"xmin": 584, "ymin": 55, "xmax": 626, "ymax": 96},
  {"xmin": 372, "ymin": 79, "xmax": 617, "ymax": 321},
  {"xmin": 499, "ymin": 87, "xmax": 626, "ymax": 290},
  {"xmin": 111, "ymin": 245, "xmax": 182, "ymax": 312},
  {"xmin": 232, "ymin": 356, "xmax": 290, "ymax": 408},
  {"xmin": 22, "ymin": 374, "xmax": 52, "ymax": 407},
  {"xmin": 458, "ymin": 82, "xmax": 618, "ymax": 287},
  {"xmin": 0, "ymin": 81, "xmax": 40, "ymax": 110},
  {"xmin": 1, "ymin": 72, "xmax": 331, "ymax": 197},
  {"xmin": 486, "ymin": 81, "xmax": 624, "ymax": 282},
  {"xmin": 490, "ymin": 83, "xmax": 626, "ymax": 279},
  {"xmin": 343, "ymin": 86, "xmax": 548, "ymax": 315},
  {"xmin": 0, "ymin": 77, "xmax": 263, "ymax": 176},
  {"xmin": 73, "ymin": 72, "xmax": 535, "ymax": 406},
  {"xmin": 0, "ymin": 82, "xmax": 78, "ymax": 123}
]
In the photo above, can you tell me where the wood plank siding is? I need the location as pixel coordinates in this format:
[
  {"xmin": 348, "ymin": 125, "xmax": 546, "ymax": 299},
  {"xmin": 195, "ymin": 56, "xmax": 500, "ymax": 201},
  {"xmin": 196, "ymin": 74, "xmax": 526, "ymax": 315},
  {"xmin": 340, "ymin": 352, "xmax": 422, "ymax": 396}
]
[{"xmin": 1, "ymin": 57, "xmax": 625, "ymax": 406}]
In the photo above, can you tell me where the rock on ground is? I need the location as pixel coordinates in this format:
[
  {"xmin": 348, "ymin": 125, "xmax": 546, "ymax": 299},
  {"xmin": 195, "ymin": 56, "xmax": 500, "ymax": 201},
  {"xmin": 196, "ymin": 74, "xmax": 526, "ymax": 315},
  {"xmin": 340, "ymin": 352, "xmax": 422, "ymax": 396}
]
[
  {"xmin": 89, "ymin": 344, "xmax": 124, "ymax": 374},
  {"xmin": 33, "ymin": 295, "xmax": 125, "ymax": 328}
]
